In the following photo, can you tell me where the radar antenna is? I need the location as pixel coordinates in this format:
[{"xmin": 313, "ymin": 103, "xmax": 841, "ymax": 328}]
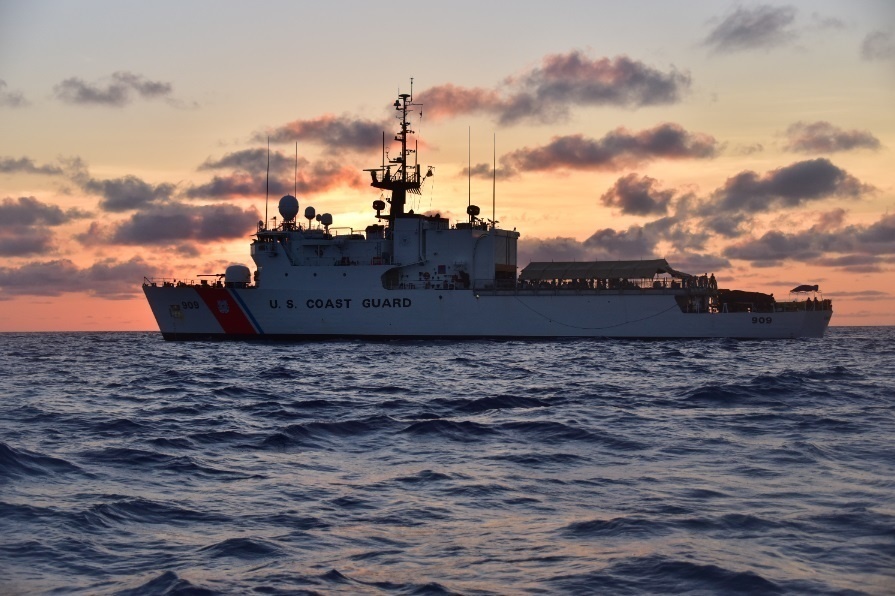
[{"xmin": 364, "ymin": 81, "xmax": 423, "ymax": 221}]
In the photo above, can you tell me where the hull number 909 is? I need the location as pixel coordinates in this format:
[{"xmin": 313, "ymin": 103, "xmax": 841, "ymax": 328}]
[
  {"xmin": 182, "ymin": 300, "xmax": 200, "ymax": 309},
  {"xmin": 752, "ymin": 316, "xmax": 772, "ymax": 324}
]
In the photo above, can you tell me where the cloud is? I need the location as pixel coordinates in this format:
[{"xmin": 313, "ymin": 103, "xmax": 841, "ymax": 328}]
[
  {"xmin": 517, "ymin": 221, "xmax": 722, "ymax": 272},
  {"xmin": 52, "ymin": 71, "xmax": 176, "ymax": 107},
  {"xmin": 600, "ymin": 174, "xmax": 675, "ymax": 216},
  {"xmin": 809, "ymin": 13, "xmax": 845, "ymax": 31},
  {"xmin": 0, "ymin": 196, "xmax": 90, "ymax": 227},
  {"xmin": 0, "ymin": 196, "xmax": 91, "ymax": 257},
  {"xmin": 78, "ymin": 174, "xmax": 176, "ymax": 212},
  {"xmin": 0, "ymin": 80, "xmax": 29, "ymax": 107},
  {"xmin": 77, "ymin": 202, "xmax": 260, "ymax": 246},
  {"xmin": 665, "ymin": 252, "xmax": 731, "ymax": 274},
  {"xmin": 516, "ymin": 236, "xmax": 605, "ymax": 266},
  {"xmin": 783, "ymin": 121, "xmax": 881, "ymax": 153},
  {"xmin": 861, "ymin": 30, "xmax": 895, "ymax": 61},
  {"xmin": 0, "ymin": 156, "xmax": 64, "ymax": 175},
  {"xmin": 700, "ymin": 212, "xmax": 754, "ymax": 239},
  {"xmin": 733, "ymin": 143, "xmax": 764, "ymax": 156},
  {"xmin": 188, "ymin": 153, "xmax": 362, "ymax": 199},
  {"xmin": 0, "ymin": 227, "xmax": 56, "ymax": 257},
  {"xmin": 723, "ymin": 213, "xmax": 895, "ymax": 268},
  {"xmin": 257, "ymin": 115, "xmax": 387, "ymax": 152},
  {"xmin": 582, "ymin": 225, "xmax": 659, "ymax": 259},
  {"xmin": 814, "ymin": 208, "xmax": 847, "ymax": 232},
  {"xmin": 831, "ymin": 290, "xmax": 890, "ymax": 300},
  {"xmin": 199, "ymin": 148, "xmax": 299, "ymax": 176},
  {"xmin": 416, "ymin": 52, "xmax": 691, "ymax": 125},
  {"xmin": 704, "ymin": 4, "xmax": 798, "ymax": 53},
  {"xmin": 461, "ymin": 162, "xmax": 514, "ymax": 180},
  {"xmin": 707, "ymin": 158, "xmax": 870, "ymax": 214},
  {"xmin": 0, "ymin": 257, "xmax": 161, "ymax": 299},
  {"xmin": 502, "ymin": 123, "xmax": 717, "ymax": 173}
]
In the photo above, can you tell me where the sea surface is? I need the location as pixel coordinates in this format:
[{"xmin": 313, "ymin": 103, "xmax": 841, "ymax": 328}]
[{"xmin": 1, "ymin": 328, "xmax": 893, "ymax": 595}]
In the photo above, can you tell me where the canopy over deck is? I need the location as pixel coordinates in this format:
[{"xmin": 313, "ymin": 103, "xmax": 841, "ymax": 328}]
[{"xmin": 519, "ymin": 259, "xmax": 690, "ymax": 281}]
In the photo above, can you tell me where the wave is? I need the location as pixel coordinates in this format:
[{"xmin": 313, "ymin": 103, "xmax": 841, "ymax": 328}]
[
  {"xmin": 498, "ymin": 420, "xmax": 646, "ymax": 450},
  {"xmin": 562, "ymin": 516, "xmax": 669, "ymax": 539},
  {"xmin": 0, "ymin": 441, "xmax": 84, "ymax": 479},
  {"xmin": 77, "ymin": 447, "xmax": 249, "ymax": 479},
  {"xmin": 548, "ymin": 555, "xmax": 783, "ymax": 594},
  {"xmin": 399, "ymin": 419, "xmax": 500, "ymax": 441},
  {"xmin": 432, "ymin": 394, "xmax": 552, "ymax": 414},
  {"xmin": 77, "ymin": 497, "xmax": 231, "ymax": 530},
  {"xmin": 116, "ymin": 570, "xmax": 212, "ymax": 596},
  {"xmin": 200, "ymin": 536, "xmax": 285, "ymax": 560}
]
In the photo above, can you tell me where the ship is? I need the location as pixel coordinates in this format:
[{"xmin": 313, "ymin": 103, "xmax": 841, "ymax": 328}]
[{"xmin": 143, "ymin": 88, "xmax": 832, "ymax": 340}]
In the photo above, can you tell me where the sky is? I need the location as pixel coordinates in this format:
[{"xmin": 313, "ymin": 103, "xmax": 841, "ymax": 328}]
[{"xmin": 0, "ymin": 0, "xmax": 893, "ymax": 331}]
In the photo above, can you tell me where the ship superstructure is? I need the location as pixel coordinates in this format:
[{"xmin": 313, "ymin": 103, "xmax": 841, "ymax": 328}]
[{"xmin": 143, "ymin": 87, "xmax": 832, "ymax": 339}]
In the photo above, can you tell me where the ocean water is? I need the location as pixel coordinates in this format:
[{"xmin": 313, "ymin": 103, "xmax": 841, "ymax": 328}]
[{"xmin": 1, "ymin": 328, "xmax": 893, "ymax": 595}]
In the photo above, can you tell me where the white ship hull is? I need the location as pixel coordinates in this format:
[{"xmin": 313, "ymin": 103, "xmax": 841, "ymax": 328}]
[{"xmin": 144, "ymin": 283, "xmax": 832, "ymax": 340}]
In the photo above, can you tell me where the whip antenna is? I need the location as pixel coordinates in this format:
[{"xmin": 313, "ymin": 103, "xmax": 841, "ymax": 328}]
[
  {"xmin": 467, "ymin": 126, "xmax": 471, "ymax": 208},
  {"xmin": 492, "ymin": 132, "xmax": 496, "ymax": 226},
  {"xmin": 265, "ymin": 136, "xmax": 270, "ymax": 228}
]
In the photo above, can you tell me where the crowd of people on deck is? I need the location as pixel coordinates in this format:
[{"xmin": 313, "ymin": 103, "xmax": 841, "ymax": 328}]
[{"xmin": 517, "ymin": 273, "xmax": 718, "ymax": 291}]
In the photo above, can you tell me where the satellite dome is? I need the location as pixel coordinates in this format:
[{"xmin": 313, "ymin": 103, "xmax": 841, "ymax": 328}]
[
  {"xmin": 278, "ymin": 195, "xmax": 299, "ymax": 221},
  {"xmin": 225, "ymin": 264, "xmax": 252, "ymax": 287},
  {"xmin": 320, "ymin": 213, "xmax": 333, "ymax": 227},
  {"xmin": 304, "ymin": 206, "xmax": 316, "ymax": 221}
]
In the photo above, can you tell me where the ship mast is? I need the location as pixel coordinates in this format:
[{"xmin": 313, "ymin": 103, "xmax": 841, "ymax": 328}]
[{"xmin": 366, "ymin": 84, "xmax": 423, "ymax": 221}]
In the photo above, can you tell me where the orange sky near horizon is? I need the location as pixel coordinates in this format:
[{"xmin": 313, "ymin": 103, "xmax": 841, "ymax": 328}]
[{"xmin": 1, "ymin": 1, "xmax": 894, "ymax": 331}]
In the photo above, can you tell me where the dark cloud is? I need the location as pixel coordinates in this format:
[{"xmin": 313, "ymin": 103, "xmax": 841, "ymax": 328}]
[
  {"xmin": 0, "ymin": 80, "xmax": 28, "ymax": 108},
  {"xmin": 187, "ymin": 158, "xmax": 362, "ymax": 200},
  {"xmin": 258, "ymin": 115, "xmax": 387, "ymax": 152},
  {"xmin": 52, "ymin": 71, "xmax": 175, "ymax": 107},
  {"xmin": 600, "ymin": 174, "xmax": 674, "ymax": 216},
  {"xmin": 814, "ymin": 208, "xmax": 847, "ymax": 232},
  {"xmin": 856, "ymin": 212, "xmax": 895, "ymax": 251},
  {"xmin": 723, "ymin": 229, "xmax": 816, "ymax": 265},
  {"xmin": 517, "ymin": 222, "xmax": 722, "ymax": 272},
  {"xmin": 704, "ymin": 5, "xmax": 798, "ymax": 53},
  {"xmin": 79, "ymin": 174, "xmax": 176, "ymax": 212},
  {"xmin": 644, "ymin": 214, "xmax": 708, "ymax": 251},
  {"xmin": 701, "ymin": 212, "xmax": 753, "ymax": 238},
  {"xmin": 461, "ymin": 163, "xmax": 515, "ymax": 180},
  {"xmin": 784, "ymin": 121, "xmax": 881, "ymax": 153},
  {"xmin": 723, "ymin": 213, "xmax": 895, "ymax": 267},
  {"xmin": 733, "ymin": 143, "xmax": 764, "ymax": 156},
  {"xmin": 416, "ymin": 52, "xmax": 691, "ymax": 125},
  {"xmin": 0, "ymin": 156, "xmax": 64, "ymax": 175},
  {"xmin": 812, "ymin": 254, "xmax": 883, "ymax": 272},
  {"xmin": 0, "ymin": 196, "xmax": 90, "ymax": 227},
  {"xmin": 708, "ymin": 158, "xmax": 869, "ymax": 214},
  {"xmin": 0, "ymin": 196, "xmax": 90, "ymax": 256},
  {"xmin": 861, "ymin": 30, "xmax": 895, "ymax": 61},
  {"xmin": 516, "ymin": 236, "xmax": 599, "ymax": 266},
  {"xmin": 77, "ymin": 202, "xmax": 260, "ymax": 246},
  {"xmin": 831, "ymin": 290, "xmax": 890, "ymax": 300},
  {"xmin": 0, "ymin": 227, "xmax": 56, "ymax": 257},
  {"xmin": 199, "ymin": 148, "xmax": 300, "ymax": 176},
  {"xmin": 583, "ymin": 225, "xmax": 659, "ymax": 259},
  {"xmin": 665, "ymin": 252, "xmax": 731, "ymax": 274},
  {"xmin": 0, "ymin": 257, "xmax": 160, "ymax": 299},
  {"xmin": 502, "ymin": 124, "xmax": 717, "ymax": 173}
]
